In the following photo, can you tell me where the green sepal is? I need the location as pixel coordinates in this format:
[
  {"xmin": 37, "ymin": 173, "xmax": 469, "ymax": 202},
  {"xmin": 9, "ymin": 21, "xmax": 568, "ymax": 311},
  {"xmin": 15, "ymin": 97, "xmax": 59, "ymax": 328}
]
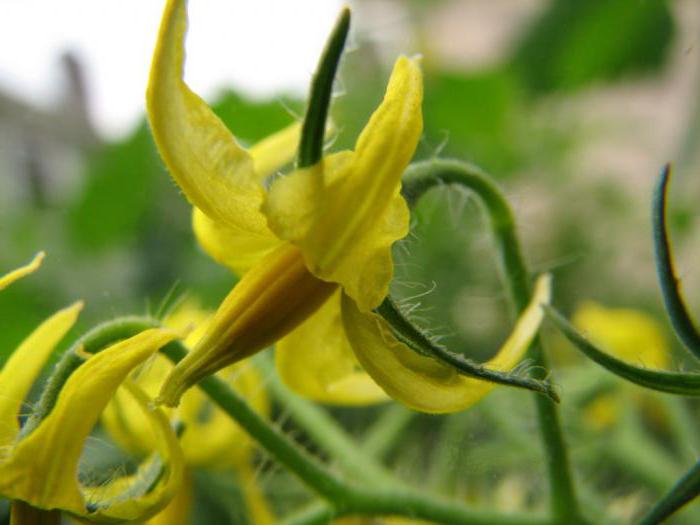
[
  {"xmin": 297, "ymin": 7, "xmax": 351, "ymax": 168},
  {"xmin": 652, "ymin": 163, "xmax": 700, "ymax": 359},
  {"xmin": 376, "ymin": 296, "xmax": 560, "ymax": 402},
  {"xmin": 546, "ymin": 305, "xmax": 700, "ymax": 396}
]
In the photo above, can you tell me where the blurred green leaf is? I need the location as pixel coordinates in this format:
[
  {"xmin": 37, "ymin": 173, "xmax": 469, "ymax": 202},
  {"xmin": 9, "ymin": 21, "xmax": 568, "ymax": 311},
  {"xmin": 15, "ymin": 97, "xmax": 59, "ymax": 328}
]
[
  {"xmin": 423, "ymin": 69, "xmax": 522, "ymax": 173},
  {"xmin": 211, "ymin": 90, "xmax": 302, "ymax": 144},
  {"xmin": 511, "ymin": 0, "xmax": 673, "ymax": 94},
  {"xmin": 68, "ymin": 122, "xmax": 158, "ymax": 250}
]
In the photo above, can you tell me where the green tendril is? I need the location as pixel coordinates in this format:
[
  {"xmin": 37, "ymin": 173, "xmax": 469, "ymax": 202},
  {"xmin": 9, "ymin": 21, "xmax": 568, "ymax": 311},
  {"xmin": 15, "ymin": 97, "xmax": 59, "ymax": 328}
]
[{"xmin": 545, "ymin": 306, "xmax": 700, "ymax": 396}]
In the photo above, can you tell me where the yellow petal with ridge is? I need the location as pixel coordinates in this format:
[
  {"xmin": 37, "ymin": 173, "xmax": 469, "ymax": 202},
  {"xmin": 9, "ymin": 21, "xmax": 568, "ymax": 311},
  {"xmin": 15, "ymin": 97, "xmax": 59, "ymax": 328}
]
[
  {"xmin": 0, "ymin": 301, "xmax": 82, "ymax": 447},
  {"xmin": 0, "ymin": 328, "xmax": 180, "ymax": 515},
  {"xmin": 341, "ymin": 275, "xmax": 551, "ymax": 413},
  {"xmin": 264, "ymin": 56, "xmax": 422, "ymax": 311},
  {"xmin": 146, "ymin": 0, "xmax": 271, "ymax": 236},
  {"xmin": 192, "ymin": 209, "xmax": 282, "ymax": 275}
]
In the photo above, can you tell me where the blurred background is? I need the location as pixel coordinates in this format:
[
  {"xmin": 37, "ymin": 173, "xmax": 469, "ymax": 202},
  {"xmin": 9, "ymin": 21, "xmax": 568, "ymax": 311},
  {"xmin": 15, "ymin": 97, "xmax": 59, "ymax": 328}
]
[{"xmin": 1, "ymin": 0, "xmax": 700, "ymax": 523}]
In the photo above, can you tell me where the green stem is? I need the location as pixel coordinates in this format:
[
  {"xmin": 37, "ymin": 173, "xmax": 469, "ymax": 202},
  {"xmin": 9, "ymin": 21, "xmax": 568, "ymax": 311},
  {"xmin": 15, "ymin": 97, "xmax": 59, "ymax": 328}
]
[
  {"xmin": 361, "ymin": 404, "xmax": 414, "ymax": 460},
  {"xmin": 255, "ymin": 354, "xmax": 394, "ymax": 486},
  {"xmin": 280, "ymin": 503, "xmax": 334, "ymax": 525},
  {"xmin": 638, "ymin": 459, "xmax": 700, "ymax": 525},
  {"xmin": 402, "ymin": 159, "xmax": 584, "ymax": 523}
]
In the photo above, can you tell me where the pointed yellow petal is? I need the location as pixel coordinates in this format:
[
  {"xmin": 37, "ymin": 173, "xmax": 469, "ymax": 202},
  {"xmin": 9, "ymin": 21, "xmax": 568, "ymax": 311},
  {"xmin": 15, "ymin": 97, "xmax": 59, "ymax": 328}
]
[
  {"xmin": 146, "ymin": 0, "xmax": 270, "ymax": 235},
  {"xmin": 0, "ymin": 328, "xmax": 180, "ymax": 513},
  {"xmin": 264, "ymin": 57, "xmax": 422, "ymax": 310},
  {"xmin": 276, "ymin": 291, "xmax": 388, "ymax": 405},
  {"xmin": 85, "ymin": 382, "xmax": 185, "ymax": 523},
  {"xmin": 341, "ymin": 275, "xmax": 551, "ymax": 413},
  {"xmin": 572, "ymin": 302, "xmax": 669, "ymax": 369},
  {"xmin": 192, "ymin": 208, "xmax": 283, "ymax": 275},
  {"xmin": 0, "ymin": 301, "xmax": 83, "ymax": 447},
  {"xmin": 0, "ymin": 252, "xmax": 45, "ymax": 291},
  {"xmin": 250, "ymin": 122, "xmax": 302, "ymax": 180}
]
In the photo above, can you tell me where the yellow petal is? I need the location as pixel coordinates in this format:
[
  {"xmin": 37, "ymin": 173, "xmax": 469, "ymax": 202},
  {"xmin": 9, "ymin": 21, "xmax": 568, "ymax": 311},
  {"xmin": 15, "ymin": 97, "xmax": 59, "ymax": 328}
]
[
  {"xmin": 238, "ymin": 462, "xmax": 275, "ymax": 525},
  {"xmin": 146, "ymin": 0, "xmax": 270, "ymax": 235},
  {"xmin": 264, "ymin": 56, "xmax": 422, "ymax": 311},
  {"xmin": 189, "ymin": 121, "xmax": 302, "ymax": 274},
  {"xmin": 572, "ymin": 302, "xmax": 669, "ymax": 369},
  {"xmin": 192, "ymin": 208, "xmax": 282, "ymax": 275},
  {"xmin": 0, "ymin": 328, "xmax": 180, "ymax": 514},
  {"xmin": 0, "ymin": 301, "xmax": 83, "ymax": 447},
  {"xmin": 250, "ymin": 122, "xmax": 302, "ymax": 180},
  {"xmin": 341, "ymin": 275, "xmax": 551, "ymax": 413},
  {"xmin": 85, "ymin": 382, "xmax": 185, "ymax": 523},
  {"xmin": 143, "ymin": 471, "xmax": 193, "ymax": 525},
  {"xmin": 276, "ymin": 291, "xmax": 388, "ymax": 405},
  {"xmin": 0, "ymin": 252, "xmax": 44, "ymax": 291}
]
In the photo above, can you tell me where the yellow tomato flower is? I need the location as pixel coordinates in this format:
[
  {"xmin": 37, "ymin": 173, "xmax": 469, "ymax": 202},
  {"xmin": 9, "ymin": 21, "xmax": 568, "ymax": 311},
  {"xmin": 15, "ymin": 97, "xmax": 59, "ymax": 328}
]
[
  {"xmin": 573, "ymin": 301, "xmax": 669, "ymax": 430},
  {"xmin": 102, "ymin": 300, "xmax": 274, "ymax": 525},
  {"xmin": 0, "ymin": 254, "xmax": 185, "ymax": 522},
  {"xmin": 148, "ymin": 0, "xmax": 550, "ymax": 413}
]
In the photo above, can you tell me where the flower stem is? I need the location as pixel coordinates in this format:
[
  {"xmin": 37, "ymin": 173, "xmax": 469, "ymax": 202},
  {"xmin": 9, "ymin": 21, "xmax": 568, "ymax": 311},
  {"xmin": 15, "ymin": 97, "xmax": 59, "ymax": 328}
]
[
  {"xmin": 255, "ymin": 354, "xmax": 394, "ymax": 486},
  {"xmin": 638, "ymin": 459, "xmax": 700, "ymax": 525},
  {"xmin": 402, "ymin": 159, "xmax": 585, "ymax": 523}
]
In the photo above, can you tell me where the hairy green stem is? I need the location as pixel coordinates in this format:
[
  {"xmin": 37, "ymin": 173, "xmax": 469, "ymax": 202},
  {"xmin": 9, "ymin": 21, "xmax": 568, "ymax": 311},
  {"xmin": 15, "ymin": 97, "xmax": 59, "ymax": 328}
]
[
  {"xmin": 255, "ymin": 354, "xmax": 394, "ymax": 486},
  {"xmin": 361, "ymin": 404, "xmax": 414, "ymax": 460},
  {"xmin": 402, "ymin": 159, "xmax": 584, "ymax": 523}
]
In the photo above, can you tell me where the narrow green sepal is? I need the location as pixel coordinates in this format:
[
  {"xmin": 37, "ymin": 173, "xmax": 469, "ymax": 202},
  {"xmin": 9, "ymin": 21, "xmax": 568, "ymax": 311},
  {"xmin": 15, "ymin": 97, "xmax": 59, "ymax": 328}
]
[
  {"xmin": 546, "ymin": 305, "xmax": 700, "ymax": 396},
  {"xmin": 638, "ymin": 459, "xmax": 700, "ymax": 525},
  {"xmin": 297, "ymin": 7, "xmax": 351, "ymax": 168},
  {"xmin": 653, "ymin": 163, "xmax": 700, "ymax": 359},
  {"xmin": 376, "ymin": 296, "xmax": 560, "ymax": 403}
]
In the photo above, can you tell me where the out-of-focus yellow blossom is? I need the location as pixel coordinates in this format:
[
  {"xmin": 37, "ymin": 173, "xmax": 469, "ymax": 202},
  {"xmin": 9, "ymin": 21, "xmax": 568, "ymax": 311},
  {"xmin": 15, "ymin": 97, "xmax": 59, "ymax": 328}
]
[
  {"xmin": 573, "ymin": 301, "xmax": 669, "ymax": 430},
  {"xmin": 0, "ymin": 254, "xmax": 184, "ymax": 522},
  {"xmin": 147, "ymin": 0, "xmax": 549, "ymax": 413},
  {"xmin": 102, "ymin": 300, "xmax": 273, "ymax": 525}
]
